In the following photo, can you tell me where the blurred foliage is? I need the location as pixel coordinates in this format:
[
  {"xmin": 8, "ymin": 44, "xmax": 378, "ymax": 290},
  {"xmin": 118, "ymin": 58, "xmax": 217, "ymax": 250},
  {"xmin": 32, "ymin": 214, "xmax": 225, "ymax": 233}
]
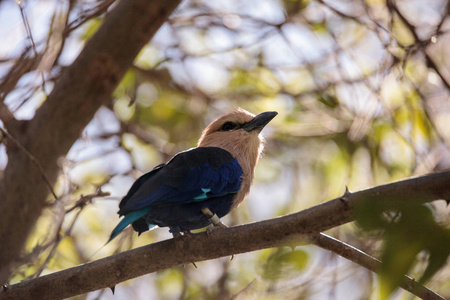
[
  {"xmin": 259, "ymin": 248, "xmax": 309, "ymax": 280},
  {"xmin": 355, "ymin": 201, "xmax": 450, "ymax": 298},
  {"xmin": 0, "ymin": 0, "xmax": 449, "ymax": 299}
]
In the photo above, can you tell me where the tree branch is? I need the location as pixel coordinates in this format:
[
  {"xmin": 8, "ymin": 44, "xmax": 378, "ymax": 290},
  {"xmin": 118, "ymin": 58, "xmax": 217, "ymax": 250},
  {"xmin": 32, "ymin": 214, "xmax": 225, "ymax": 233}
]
[
  {"xmin": 1, "ymin": 170, "xmax": 448, "ymax": 300},
  {"xmin": 312, "ymin": 233, "xmax": 445, "ymax": 300},
  {"xmin": 0, "ymin": 0, "xmax": 181, "ymax": 283},
  {"xmin": 388, "ymin": 0, "xmax": 450, "ymax": 90}
]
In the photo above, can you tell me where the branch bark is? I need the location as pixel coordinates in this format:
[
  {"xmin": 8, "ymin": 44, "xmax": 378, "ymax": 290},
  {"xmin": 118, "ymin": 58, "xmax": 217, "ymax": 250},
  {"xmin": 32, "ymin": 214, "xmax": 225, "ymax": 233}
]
[
  {"xmin": 312, "ymin": 233, "xmax": 445, "ymax": 300},
  {"xmin": 0, "ymin": 0, "xmax": 181, "ymax": 283},
  {"xmin": 1, "ymin": 170, "xmax": 448, "ymax": 300}
]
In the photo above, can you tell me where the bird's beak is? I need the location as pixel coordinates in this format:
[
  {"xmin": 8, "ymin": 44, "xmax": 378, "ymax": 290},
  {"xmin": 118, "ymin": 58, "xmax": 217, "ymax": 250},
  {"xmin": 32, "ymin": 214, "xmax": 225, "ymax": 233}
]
[{"xmin": 242, "ymin": 111, "xmax": 278, "ymax": 132}]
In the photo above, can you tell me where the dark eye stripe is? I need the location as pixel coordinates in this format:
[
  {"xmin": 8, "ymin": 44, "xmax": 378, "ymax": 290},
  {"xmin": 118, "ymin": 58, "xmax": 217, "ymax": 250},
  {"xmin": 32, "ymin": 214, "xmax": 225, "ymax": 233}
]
[{"xmin": 220, "ymin": 122, "xmax": 237, "ymax": 131}]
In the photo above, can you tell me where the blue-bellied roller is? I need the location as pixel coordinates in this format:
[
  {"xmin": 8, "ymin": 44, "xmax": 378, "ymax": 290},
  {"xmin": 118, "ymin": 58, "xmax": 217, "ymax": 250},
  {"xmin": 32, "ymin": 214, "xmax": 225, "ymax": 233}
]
[{"xmin": 108, "ymin": 109, "xmax": 277, "ymax": 242}]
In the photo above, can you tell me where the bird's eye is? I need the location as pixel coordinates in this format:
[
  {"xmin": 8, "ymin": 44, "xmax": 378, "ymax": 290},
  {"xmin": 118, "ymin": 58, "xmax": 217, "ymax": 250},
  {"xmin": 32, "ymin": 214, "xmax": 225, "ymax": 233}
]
[{"xmin": 220, "ymin": 122, "xmax": 237, "ymax": 131}]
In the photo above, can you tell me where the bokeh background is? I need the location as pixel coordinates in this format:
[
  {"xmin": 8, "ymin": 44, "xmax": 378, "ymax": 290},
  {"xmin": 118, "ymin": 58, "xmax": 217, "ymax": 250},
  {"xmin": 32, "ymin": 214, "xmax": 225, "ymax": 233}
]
[{"xmin": 0, "ymin": 0, "xmax": 449, "ymax": 299}]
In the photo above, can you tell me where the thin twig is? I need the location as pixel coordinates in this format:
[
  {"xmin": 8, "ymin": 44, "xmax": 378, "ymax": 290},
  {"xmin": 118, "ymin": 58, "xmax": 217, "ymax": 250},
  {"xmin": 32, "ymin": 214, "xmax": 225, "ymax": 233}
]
[
  {"xmin": 65, "ymin": 190, "xmax": 111, "ymax": 213},
  {"xmin": 230, "ymin": 279, "xmax": 255, "ymax": 300},
  {"xmin": 0, "ymin": 127, "xmax": 58, "ymax": 199},
  {"xmin": 65, "ymin": 0, "xmax": 116, "ymax": 34},
  {"xmin": 31, "ymin": 208, "xmax": 82, "ymax": 278},
  {"xmin": 388, "ymin": 0, "xmax": 450, "ymax": 90},
  {"xmin": 28, "ymin": 189, "xmax": 110, "ymax": 278},
  {"xmin": 16, "ymin": 0, "xmax": 47, "ymax": 95}
]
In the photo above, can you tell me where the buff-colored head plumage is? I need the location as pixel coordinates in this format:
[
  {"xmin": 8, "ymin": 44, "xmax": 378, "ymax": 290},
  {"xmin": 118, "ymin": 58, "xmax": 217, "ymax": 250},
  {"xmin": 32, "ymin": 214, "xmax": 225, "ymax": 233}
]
[{"xmin": 198, "ymin": 108, "xmax": 277, "ymax": 209}]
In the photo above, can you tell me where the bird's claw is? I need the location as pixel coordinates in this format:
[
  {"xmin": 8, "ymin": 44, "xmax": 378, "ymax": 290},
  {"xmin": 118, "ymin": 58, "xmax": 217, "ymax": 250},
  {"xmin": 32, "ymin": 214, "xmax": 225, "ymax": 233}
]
[
  {"xmin": 202, "ymin": 208, "xmax": 228, "ymax": 234},
  {"xmin": 170, "ymin": 228, "xmax": 183, "ymax": 239},
  {"xmin": 206, "ymin": 220, "xmax": 228, "ymax": 235},
  {"xmin": 206, "ymin": 225, "xmax": 215, "ymax": 235}
]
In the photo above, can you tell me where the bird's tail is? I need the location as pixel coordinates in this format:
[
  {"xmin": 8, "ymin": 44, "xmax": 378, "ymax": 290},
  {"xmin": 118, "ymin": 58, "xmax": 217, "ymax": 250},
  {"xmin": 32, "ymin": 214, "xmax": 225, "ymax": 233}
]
[{"xmin": 107, "ymin": 208, "xmax": 151, "ymax": 244}]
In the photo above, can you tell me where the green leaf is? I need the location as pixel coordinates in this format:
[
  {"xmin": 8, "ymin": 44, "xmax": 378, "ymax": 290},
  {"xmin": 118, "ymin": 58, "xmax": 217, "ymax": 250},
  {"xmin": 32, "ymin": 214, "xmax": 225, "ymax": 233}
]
[
  {"xmin": 418, "ymin": 228, "xmax": 450, "ymax": 284},
  {"xmin": 354, "ymin": 198, "xmax": 388, "ymax": 231},
  {"xmin": 379, "ymin": 223, "xmax": 422, "ymax": 299},
  {"xmin": 261, "ymin": 248, "xmax": 309, "ymax": 280},
  {"xmin": 316, "ymin": 93, "xmax": 339, "ymax": 108},
  {"xmin": 356, "ymin": 199, "xmax": 450, "ymax": 299}
]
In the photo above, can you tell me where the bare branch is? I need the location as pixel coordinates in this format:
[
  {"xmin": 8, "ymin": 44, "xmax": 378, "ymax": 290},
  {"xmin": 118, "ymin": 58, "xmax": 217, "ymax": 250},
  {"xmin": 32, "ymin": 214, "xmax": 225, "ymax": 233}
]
[
  {"xmin": 388, "ymin": 0, "xmax": 450, "ymax": 90},
  {"xmin": 312, "ymin": 233, "xmax": 445, "ymax": 300},
  {"xmin": 65, "ymin": 0, "xmax": 116, "ymax": 34},
  {"xmin": 1, "ymin": 170, "xmax": 448, "ymax": 300},
  {"xmin": 16, "ymin": 0, "xmax": 47, "ymax": 95}
]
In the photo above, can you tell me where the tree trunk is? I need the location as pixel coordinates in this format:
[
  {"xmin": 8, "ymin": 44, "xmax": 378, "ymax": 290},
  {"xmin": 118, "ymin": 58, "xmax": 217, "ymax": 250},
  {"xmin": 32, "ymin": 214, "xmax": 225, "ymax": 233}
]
[{"xmin": 0, "ymin": 0, "xmax": 181, "ymax": 283}]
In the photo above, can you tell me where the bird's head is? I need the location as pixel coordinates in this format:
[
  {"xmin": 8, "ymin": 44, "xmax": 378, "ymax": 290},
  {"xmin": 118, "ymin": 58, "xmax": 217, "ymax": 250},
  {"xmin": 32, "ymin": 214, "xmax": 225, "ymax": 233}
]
[{"xmin": 198, "ymin": 108, "xmax": 277, "ymax": 175}]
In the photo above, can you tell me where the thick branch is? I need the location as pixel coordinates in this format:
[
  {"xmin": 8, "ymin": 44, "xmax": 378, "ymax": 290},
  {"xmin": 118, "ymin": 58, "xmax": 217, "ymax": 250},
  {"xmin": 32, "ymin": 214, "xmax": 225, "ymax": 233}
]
[
  {"xmin": 1, "ymin": 170, "xmax": 449, "ymax": 300},
  {"xmin": 0, "ymin": 0, "xmax": 181, "ymax": 283}
]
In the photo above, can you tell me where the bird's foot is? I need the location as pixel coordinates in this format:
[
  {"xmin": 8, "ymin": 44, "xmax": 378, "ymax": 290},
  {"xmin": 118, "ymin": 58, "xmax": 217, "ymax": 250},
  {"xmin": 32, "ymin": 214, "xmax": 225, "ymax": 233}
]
[
  {"xmin": 170, "ymin": 227, "xmax": 183, "ymax": 239},
  {"xmin": 171, "ymin": 232, "xmax": 182, "ymax": 239},
  {"xmin": 202, "ymin": 208, "xmax": 228, "ymax": 235},
  {"xmin": 206, "ymin": 222, "xmax": 229, "ymax": 234},
  {"xmin": 205, "ymin": 219, "xmax": 229, "ymax": 236},
  {"xmin": 202, "ymin": 208, "xmax": 233, "ymax": 260}
]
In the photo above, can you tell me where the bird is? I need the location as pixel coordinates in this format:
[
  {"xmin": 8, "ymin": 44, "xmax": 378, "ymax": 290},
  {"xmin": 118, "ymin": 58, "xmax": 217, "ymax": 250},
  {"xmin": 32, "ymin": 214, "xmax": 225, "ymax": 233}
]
[{"xmin": 108, "ymin": 108, "xmax": 277, "ymax": 242}]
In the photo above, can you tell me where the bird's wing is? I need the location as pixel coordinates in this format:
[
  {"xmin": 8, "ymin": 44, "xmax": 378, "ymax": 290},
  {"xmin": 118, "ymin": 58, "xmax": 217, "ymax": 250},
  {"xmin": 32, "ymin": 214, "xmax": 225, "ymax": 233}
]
[
  {"xmin": 120, "ymin": 163, "xmax": 165, "ymax": 203},
  {"xmin": 117, "ymin": 147, "xmax": 243, "ymax": 215}
]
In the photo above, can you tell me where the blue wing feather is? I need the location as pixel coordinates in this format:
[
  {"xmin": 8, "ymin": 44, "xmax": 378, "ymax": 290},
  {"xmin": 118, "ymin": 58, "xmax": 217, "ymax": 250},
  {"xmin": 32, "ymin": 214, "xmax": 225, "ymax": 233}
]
[
  {"xmin": 119, "ymin": 148, "xmax": 242, "ymax": 212},
  {"xmin": 110, "ymin": 147, "xmax": 243, "ymax": 239},
  {"xmin": 107, "ymin": 207, "xmax": 152, "ymax": 243},
  {"xmin": 127, "ymin": 159, "xmax": 241, "ymax": 210}
]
